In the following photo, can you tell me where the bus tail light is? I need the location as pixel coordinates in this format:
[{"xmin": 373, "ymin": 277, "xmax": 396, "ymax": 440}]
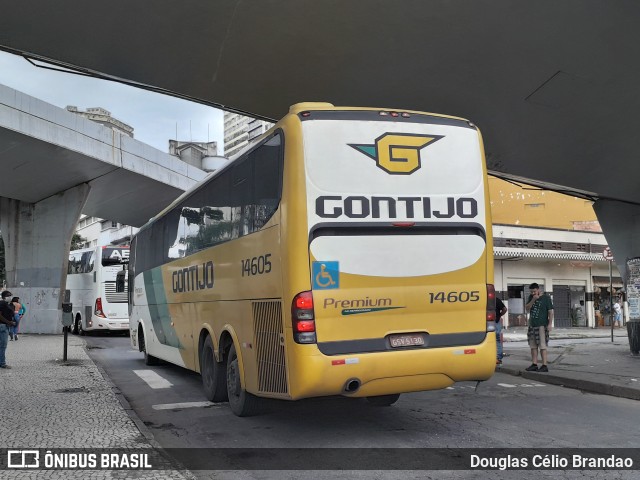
[
  {"xmin": 292, "ymin": 291, "xmax": 316, "ymax": 344},
  {"xmin": 486, "ymin": 284, "xmax": 496, "ymax": 332},
  {"xmin": 95, "ymin": 297, "xmax": 106, "ymax": 318}
]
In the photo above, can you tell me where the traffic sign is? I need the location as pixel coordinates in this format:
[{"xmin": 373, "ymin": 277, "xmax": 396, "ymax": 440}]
[{"xmin": 603, "ymin": 247, "xmax": 614, "ymax": 261}]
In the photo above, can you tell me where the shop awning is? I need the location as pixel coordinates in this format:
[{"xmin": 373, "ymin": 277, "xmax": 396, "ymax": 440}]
[
  {"xmin": 592, "ymin": 276, "xmax": 623, "ymax": 288},
  {"xmin": 494, "ymin": 248, "xmax": 607, "ymax": 262}
]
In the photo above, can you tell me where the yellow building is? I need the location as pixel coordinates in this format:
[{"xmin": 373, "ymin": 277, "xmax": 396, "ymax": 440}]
[
  {"xmin": 488, "ymin": 177, "xmax": 599, "ymax": 231},
  {"xmin": 488, "ymin": 177, "xmax": 622, "ymax": 329}
]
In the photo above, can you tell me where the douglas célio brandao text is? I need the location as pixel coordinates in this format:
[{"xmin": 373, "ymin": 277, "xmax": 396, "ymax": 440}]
[{"xmin": 470, "ymin": 454, "xmax": 634, "ymax": 470}]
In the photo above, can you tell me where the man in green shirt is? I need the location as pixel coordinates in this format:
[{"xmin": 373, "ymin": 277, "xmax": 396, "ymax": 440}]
[{"xmin": 525, "ymin": 283, "xmax": 554, "ymax": 372}]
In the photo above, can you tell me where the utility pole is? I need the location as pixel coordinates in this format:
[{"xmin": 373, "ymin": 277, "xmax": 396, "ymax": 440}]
[{"xmin": 603, "ymin": 247, "xmax": 614, "ymax": 342}]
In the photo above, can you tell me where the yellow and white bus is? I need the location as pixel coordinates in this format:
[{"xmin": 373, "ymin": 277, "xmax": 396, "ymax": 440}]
[{"xmin": 128, "ymin": 103, "xmax": 496, "ymax": 416}]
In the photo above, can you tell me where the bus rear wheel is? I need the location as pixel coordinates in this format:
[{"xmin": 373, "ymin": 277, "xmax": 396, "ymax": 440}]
[
  {"xmin": 139, "ymin": 328, "xmax": 160, "ymax": 366},
  {"xmin": 201, "ymin": 336, "xmax": 228, "ymax": 402},
  {"xmin": 366, "ymin": 394, "xmax": 401, "ymax": 406},
  {"xmin": 226, "ymin": 344, "xmax": 261, "ymax": 416}
]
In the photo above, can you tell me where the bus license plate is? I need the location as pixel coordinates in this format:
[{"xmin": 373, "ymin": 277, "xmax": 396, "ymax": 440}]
[{"xmin": 389, "ymin": 334, "xmax": 425, "ymax": 348}]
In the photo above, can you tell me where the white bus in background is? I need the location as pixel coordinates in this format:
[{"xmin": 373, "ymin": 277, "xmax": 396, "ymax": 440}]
[{"xmin": 66, "ymin": 246, "xmax": 130, "ymax": 335}]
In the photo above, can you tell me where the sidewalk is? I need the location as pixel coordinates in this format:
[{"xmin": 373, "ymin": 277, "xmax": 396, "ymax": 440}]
[
  {"xmin": 0, "ymin": 334, "xmax": 192, "ymax": 479},
  {"xmin": 502, "ymin": 326, "xmax": 630, "ymax": 343},
  {"xmin": 499, "ymin": 327, "xmax": 640, "ymax": 400}
]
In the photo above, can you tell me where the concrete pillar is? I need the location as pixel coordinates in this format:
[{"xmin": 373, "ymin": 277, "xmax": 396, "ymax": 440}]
[
  {"xmin": 0, "ymin": 184, "xmax": 90, "ymax": 334},
  {"xmin": 585, "ymin": 299, "xmax": 595, "ymax": 328},
  {"xmin": 593, "ymin": 199, "xmax": 640, "ymax": 354}
]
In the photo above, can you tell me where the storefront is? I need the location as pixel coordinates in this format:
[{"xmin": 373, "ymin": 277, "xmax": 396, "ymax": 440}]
[
  {"xmin": 592, "ymin": 276, "xmax": 624, "ymax": 326},
  {"xmin": 493, "ymin": 225, "xmax": 622, "ymax": 329},
  {"xmin": 502, "ymin": 281, "xmax": 588, "ymax": 327}
]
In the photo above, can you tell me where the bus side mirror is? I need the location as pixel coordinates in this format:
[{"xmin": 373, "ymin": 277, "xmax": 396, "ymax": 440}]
[{"xmin": 116, "ymin": 270, "xmax": 126, "ymax": 293}]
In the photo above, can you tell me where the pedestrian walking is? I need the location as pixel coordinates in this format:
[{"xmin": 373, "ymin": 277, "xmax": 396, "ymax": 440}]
[
  {"xmin": 10, "ymin": 296, "xmax": 24, "ymax": 340},
  {"xmin": 495, "ymin": 297, "xmax": 507, "ymax": 365},
  {"xmin": 525, "ymin": 283, "xmax": 554, "ymax": 372},
  {"xmin": 0, "ymin": 290, "xmax": 17, "ymax": 369}
]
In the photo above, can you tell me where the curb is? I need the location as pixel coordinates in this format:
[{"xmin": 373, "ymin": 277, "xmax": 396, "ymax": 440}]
[
  {"xmin": 81, "ymin": 337, "xmax": 197, "ymax": 479},
  {"xmin": 81, "ymin": 337, "xmax": 161, "ymax": 448},
  {"xmin": 503, "ymin": 334, "xmax": 629, "ymax": 342},
  {"xmin": 497, "ymin": 365, "xmax": 640, "ymax": 401}
]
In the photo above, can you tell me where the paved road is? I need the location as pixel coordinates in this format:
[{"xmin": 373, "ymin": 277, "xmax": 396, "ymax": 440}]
[{"xmin": 84, "ymin": 334, "xmax": 640, "ymax": 479}]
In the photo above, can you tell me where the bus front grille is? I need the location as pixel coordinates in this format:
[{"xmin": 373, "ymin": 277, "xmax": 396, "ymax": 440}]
[{"xmin": 252, "ymin": 300, "xmax": 288, "ymax": 394}]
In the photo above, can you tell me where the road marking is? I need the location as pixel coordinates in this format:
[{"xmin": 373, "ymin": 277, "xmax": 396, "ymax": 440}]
[
  {"xmin": 152, "ymin": 401, "xmax": 222, "ymax": 410},
  {"xmin": 133, "ymin": 369, "xmax": 173, "ymax": 389},
  {"xmin": 498, "ymin": 383, "xmax": 545, "ymax": 388}
]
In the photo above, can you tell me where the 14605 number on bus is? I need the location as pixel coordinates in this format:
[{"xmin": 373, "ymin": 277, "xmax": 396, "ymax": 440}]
[
  {"xmin": 428, "ymin": 291, "xmax": 480, "ymax": 303},
  {"xmin": 241, "ymin": 254, "xmax": 272, "ymax": 277}
]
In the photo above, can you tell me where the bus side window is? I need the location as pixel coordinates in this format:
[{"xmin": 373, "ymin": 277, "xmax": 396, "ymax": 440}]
[
  {"xmin": 230, "ymin": 155, "xmax": 252, "ymax": 237},
  {"xmin": 184, "ymin": 176, "xmax": 231, "ymax": 254},
  {"xmin": 81, "ymin": 251, "xmax": 93, "ymax": 273},
  {"xmin": 165, "ymin": 208, "xmax": 183, "ymax": 260},
  {"xmin": 252, "ymin": 135, "xmax": 282, "ymax": 230}
]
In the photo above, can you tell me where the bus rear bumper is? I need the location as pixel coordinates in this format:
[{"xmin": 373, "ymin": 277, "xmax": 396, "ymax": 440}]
[
  {"xmin": 86, "ymin": 318, "xmax": 130, "ymax": 331},
  {"xmin": 286, "ymin": 334, "xmax": 496, "ymax": 400}
]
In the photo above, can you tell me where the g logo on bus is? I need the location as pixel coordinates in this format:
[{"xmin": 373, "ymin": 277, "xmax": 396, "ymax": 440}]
[{"xmin": 349, "ymin": 133, "xmax": 443, "ymax": 175}]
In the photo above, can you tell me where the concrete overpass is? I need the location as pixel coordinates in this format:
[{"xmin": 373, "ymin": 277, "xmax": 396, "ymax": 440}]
[
  {"xmin": 1, "ymin": 1, "xmax": 638, "ymax": 199},
  {"xmin": 0, "ymin": 83, "xmax": 206, "ymax": 333},
  {"xmin": 2, "ymin": 4, "xmax": 640, "ymax": 231}
]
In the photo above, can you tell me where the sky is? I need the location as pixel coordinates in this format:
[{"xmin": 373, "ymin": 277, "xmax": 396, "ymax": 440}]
[{"xmin": 0, "ymin": 50, "xmax": 225, "ymax": 154}]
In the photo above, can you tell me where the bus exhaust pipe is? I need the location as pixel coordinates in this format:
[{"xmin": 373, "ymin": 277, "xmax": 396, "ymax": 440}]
[{"xmin": 344, "ymin": 378, "xmax": 361, "ymax": 393}]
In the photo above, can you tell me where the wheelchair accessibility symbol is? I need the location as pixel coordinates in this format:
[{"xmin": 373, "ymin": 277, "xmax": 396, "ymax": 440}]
[{"xmin": 312, "ymin": 261, "xmax": 340, "ymax": 290}]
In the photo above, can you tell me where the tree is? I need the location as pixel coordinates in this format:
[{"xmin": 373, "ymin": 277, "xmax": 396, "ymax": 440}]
[{"xmin": 71, "ymin": 233, "xmax": 87, "ymax": 250}]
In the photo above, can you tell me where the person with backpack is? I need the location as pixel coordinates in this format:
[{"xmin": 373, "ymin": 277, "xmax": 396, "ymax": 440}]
[
  {"xmin": 10, "ymin": 296, "xmax": 24, "ymax": 341},
  {"xmin": 0, "ymin": 290, "xmax": 17, "ymax": 369}
]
